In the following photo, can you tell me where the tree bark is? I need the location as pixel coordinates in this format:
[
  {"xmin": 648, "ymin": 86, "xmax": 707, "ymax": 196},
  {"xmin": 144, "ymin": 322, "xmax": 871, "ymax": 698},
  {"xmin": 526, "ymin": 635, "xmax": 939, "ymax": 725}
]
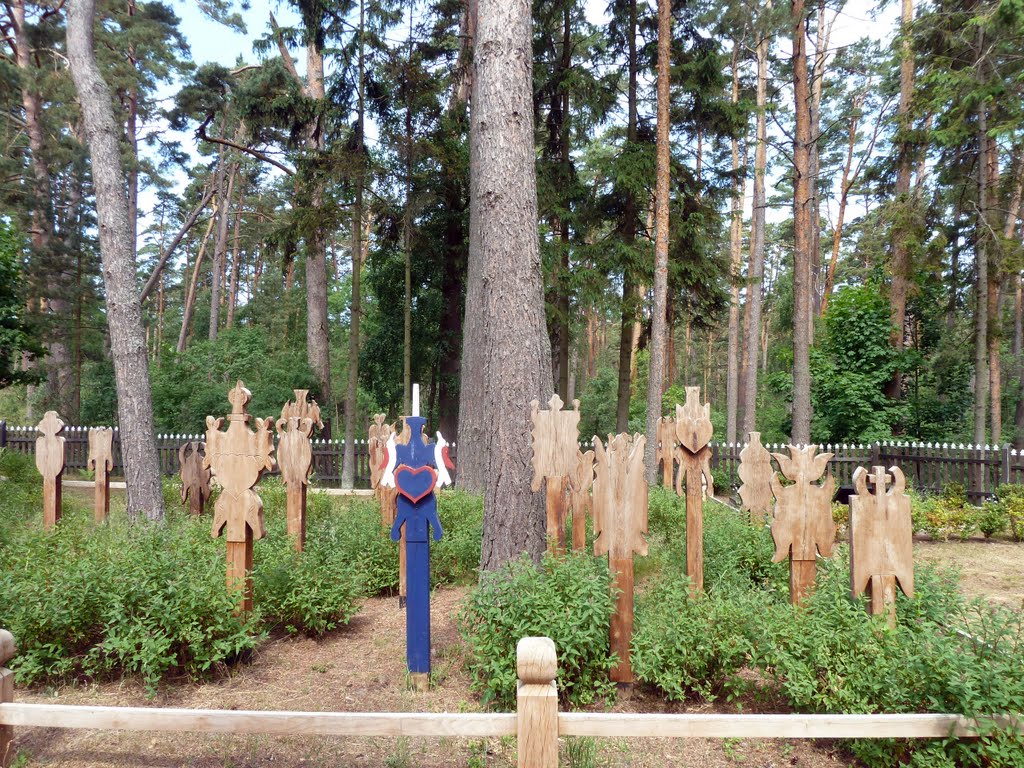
[
  {"xmin": 209, "ymin": 159, "xmax": 235, "ymax": 342},
  {"xmin": 791, "ymin": 0, "xmax": 813, "ymax": 444},
  {"xmin": 973, "ymin": 43, "xmax": 989, "ymax": 446},
  {"xmin": 742, "ymin": 4, "xmax": 770, "ymax": 437},
  {"xmin": 725, "ymin": 40, "xmax": 745, "ymax": 445},
  {"xmin": 645, "ymin": 0, "xmax": 672, "ymax": 483},
  {"xmin": 176, "ymin": 209, "xmax": 217, "ymax": 353},
  {"xmin": 887, "ymin": 0, "xmax": 914, "ymax": 401},
  {"xmin": 67, "ymin": 0, "xmax": 164, "ymax": 519},
  {"xmin": 466, "ymin": 0, "xmax": 554, "ymax": 570},
  {"xmin": 227, "ymin": 189, "xmax": 244, "ymax": 328}
]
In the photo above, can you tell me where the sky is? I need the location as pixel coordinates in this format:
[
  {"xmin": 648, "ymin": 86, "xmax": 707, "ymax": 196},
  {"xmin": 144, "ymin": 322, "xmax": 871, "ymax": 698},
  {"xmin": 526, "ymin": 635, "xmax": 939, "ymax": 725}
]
[{"xmin": 139, "ymin": 0, "xmax": 899, "ymax": 252}]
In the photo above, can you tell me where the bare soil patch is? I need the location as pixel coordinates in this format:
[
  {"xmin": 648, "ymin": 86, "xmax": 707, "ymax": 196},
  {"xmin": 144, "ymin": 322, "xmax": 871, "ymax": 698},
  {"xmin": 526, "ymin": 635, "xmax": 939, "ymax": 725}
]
[{"xmin": 11, "ymin": 586, "xmax": 854, "ymax": 768}]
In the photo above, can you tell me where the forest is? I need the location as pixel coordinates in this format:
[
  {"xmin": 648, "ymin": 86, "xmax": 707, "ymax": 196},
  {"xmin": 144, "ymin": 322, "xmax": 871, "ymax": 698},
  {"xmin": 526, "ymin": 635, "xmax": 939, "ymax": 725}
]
[{"xmin": 2, "ymin": 0, "xmax": 1024, "ymax": 487}]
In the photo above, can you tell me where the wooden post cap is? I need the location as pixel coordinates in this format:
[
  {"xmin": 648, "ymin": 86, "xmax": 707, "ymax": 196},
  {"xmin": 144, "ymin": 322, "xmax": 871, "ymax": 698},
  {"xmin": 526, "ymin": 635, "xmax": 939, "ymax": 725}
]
[
  {"xmin": 516, "ymin": 637, "xmax": 557, "ymax": 683},
  {"xmin": 0, "ymin": 630, "xmax": 15, "ymax": 666}
]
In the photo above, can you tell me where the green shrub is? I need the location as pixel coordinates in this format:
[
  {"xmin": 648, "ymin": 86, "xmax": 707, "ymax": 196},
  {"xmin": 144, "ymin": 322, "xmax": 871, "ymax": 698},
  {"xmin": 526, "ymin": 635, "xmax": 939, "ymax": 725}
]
[
  {"xmin": 996, "ymin": 484, "xmax": 1024, "ymax": 542},
  {"xmin": 431, "ymin": 489, "xmax": 484, "ymax": 585},
  {"xmin": 910, "ymin": 493, "xmax": 979, "ymax": 541},
  {"xmin": 978, "ymin": 501, "xmax": 1009, "ymax": 538},
  {"xmin": 458, "ymin": 551, "xmax": 617, "ymax": 709}
]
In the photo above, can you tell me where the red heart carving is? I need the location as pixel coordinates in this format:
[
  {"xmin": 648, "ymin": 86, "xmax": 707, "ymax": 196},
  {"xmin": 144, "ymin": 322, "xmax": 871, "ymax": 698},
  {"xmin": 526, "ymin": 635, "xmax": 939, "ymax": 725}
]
[{"xmin": 395, "ymin": 465, "xmax": 438, "ymax": 504}]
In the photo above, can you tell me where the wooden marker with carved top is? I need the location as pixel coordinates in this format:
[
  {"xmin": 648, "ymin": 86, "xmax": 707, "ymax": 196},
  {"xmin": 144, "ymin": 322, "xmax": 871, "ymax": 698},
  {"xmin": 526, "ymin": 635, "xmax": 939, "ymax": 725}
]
[
  {"xmin": 738, "ymin": 431, "xmax": 773, "ymax": 524},
  {"xmin": 530, "ymin": 394, "xmax": 581, "ymax": 554},
  {"xmin": 277, "ymin": 390, "xmax": 322, "ymax": 552},
  {"xmin": 35, "ymin": 411, "xmax": 65, "ymax": 529},
  {"xmin": 87, "ymin": 427, "xmax": 113, "ymax": 523},
  {"xmin": 674, "ymin": 387, "xmax": 713, "ymax": 596}
]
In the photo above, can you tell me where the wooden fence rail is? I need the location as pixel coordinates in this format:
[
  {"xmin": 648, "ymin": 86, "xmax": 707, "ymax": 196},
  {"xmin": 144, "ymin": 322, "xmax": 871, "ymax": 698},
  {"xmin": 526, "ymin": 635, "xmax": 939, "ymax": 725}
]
[
  {"xmin": 2, "ymin": 419, "xmax": 1022, "ymax": 499},
  {"xmin": 0, "ymin": 630, "xmax": 1020, "ymax": 768}
]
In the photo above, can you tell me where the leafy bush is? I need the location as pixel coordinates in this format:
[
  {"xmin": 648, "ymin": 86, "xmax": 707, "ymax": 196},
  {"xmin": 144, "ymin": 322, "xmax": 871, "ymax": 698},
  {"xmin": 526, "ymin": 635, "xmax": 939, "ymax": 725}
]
[
  {"xmin": 459, "ymin": 551, "xmax": 617, "ymax": 709},
  {"xmin": 910, "ymin": 490, "xmax": 979, "ymax": 541},
  {"xmin": 996, "ymin": 484, "xmax": 1024, "ymax": 542},
  {"xmin": 978, "ymin": 501, "xmax": 1009, "ymax": 538}
]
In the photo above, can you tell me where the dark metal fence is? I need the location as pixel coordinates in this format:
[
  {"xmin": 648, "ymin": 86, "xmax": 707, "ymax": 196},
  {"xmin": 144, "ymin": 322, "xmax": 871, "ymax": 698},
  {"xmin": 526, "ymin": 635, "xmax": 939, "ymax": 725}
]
[{"xmin": 2, "ymin": 420, "xmax": 1019, "ymax": 499}]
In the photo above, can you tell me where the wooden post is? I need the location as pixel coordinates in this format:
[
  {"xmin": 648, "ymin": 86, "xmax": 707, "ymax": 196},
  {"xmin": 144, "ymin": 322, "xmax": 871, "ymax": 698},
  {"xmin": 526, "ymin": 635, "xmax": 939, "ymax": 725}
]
[
  {"xmin": 673, "ymin": 387, "xmax": 713, "ymax": 596},
  {"xmin": 87, "ymin": 427, "xmax": 114, "ymax": 523},
  {"xmin": 567, "ymin": 450, "xmax": 594, "ymax": 551},
  {"xmin": 738, "ymin": 431, "xmax": 773, "ymax": 524},
  {"xmin": 205, "ymin": 381, "xmax": 275, "ymax": 614},
  {"xmin": 0, "ymin": 628, "xmax": 14, "ymax": 768},
  {"xmin": 1003, "ymin": 444, "xmax": 1012, "ymax": 486},
  {"xmin": 593, "ymin": 434, "xmax": 648, "ymax": 684},
  {"xmin": 769, "ymin": 445, "xmax": 836, "ymax": 605},
  {"xmin": 530, "ymin": 394, "xmax": 581, "ymax": 554},
  {"xmin": 179, "ymin": 441, "xmax": 212, "ymax": 516},
  {"xmin": 516, "ymin": 637, "xmax": 558, "ymax": 768},
  {"xmin": 277, "ymin": 390, "xmax": 323, "ymax": 553},
  {"xmin": 655, "ymin": 416, "xmax": 676, "ymax": 488},
  {"xmin": 849, "ymin": 466, "xmax": 914, "ymax": 627},
  {"xmin": 35, "ymin": 411, "xmax": 66, "ymax": 530}
]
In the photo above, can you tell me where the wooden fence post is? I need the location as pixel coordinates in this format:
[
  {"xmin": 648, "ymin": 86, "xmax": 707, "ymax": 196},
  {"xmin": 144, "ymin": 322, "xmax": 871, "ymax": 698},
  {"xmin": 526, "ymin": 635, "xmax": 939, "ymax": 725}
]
[
  {"xmin": 0, "ymin": 629, "xmax": 14, "ymax": 768},
  {"xmin": 0, "ymin": 420, "xmax": 6, "ymax": 449},
  {"xmin": 1002, "ymin": 444, "xmax": 1011, "ymax": 487},
  {"xmin": 516, "ymin": 637, "xmax": 558, "ymax": 768}
]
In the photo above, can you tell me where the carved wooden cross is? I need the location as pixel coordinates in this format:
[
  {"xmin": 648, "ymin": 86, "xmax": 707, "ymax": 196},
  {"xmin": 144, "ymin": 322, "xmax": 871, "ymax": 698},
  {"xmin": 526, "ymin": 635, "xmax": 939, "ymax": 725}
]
[
  {"xmin": 530, "ymin": 394, "xmax": 581, "ymax": 554},
  {"xmin": 87, "ymin": 427, "xmax": 114, "ymax": 523},
  {"xmin": 850, "ymin": 465, "xmax": 914, "ymax": 626},
  {"xmin": 35, "ymin": 411, "xmax": 65, "ymax": 529},
  {"xmin": 593, "ymin": 433, "xmax": 648, "ymax": 684},
  {"xmin": 179, "ymin": 441, "xmax": 212, "ymax": 516},
  {"xmin": 674, "ymin": 387, "xmax": 713, "ymax": 596},
  {"xmin": 276, "ymin": 390, "xmax": 323, "ymax": 552},
  {"xmin": 567, "ymin": 449, "xmax": 594, "ymax": 552},
  {"xmin": 655, "ymin": 416, "xmax": 676, "ymax": 488},
  {"xmin": 205, "ymin": 381, "xmax": 275, "ymax": 613},
  {"xmin": 738, "ymin": 431, "xmax": 773, "ymax": 524},
  {"xmin": 769, "ymin": 445, "xmax": 836, "ymax": 605}
]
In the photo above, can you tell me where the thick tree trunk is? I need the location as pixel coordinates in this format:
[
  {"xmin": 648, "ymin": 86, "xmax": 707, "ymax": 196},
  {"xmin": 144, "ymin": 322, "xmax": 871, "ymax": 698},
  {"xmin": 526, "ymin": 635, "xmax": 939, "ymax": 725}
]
[
  {"xmin": 973, "ymin": 83, "xmax": 989, "ymax": 446},
  {"xmin": 227, "ymin": 190, "xmax": 244, "ymax": 328},
  {"xmin": 887, "ymin": 0, "xmax": 914, "ymax": 401},
  {"xmin": 209, "ymin": 159, "xmax": 235, "ymax": 342},
  {"xmin": 808, "ymin": 0, "xmax": 832, "ymax": 325},
  {"xmin": 645, "ymin": 0, "xmax": 672, "ymax": 483},
  {"xmin": 67, "ymin": 0, "xmax": 164, "ymax": 519},
  {"xmin": 742, "ymin": 7, "xmax": 770, "ymax": 436},
  {"xmin": 791, "ymin": 0, "xmax": 813, "ymax": 444},
  {"xmin": 466, "ymin": 0, "xmax": 554, "ymax": 570},
  {"xmin": 725, "ymin": 41, "xmax": 744, "ymax": 445}
]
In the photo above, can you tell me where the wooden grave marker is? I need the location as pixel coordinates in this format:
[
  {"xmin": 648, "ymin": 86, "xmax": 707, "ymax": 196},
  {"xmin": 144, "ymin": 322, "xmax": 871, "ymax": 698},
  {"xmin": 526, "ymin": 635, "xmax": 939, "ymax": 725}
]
[
  {"xmin": 738, "ymin": 431, "xmax": 773, "ymax": 524},
  {"xmin": 593, "ymin": 433, "xmax": 648, "ymax": 684},
  {"xmin": 35, "ymin": 411, "xmax": 65, "ymax": 529},
  {"xmin": 769, "ymin": 445, "xmax": 836, "ymax": 605},
  {"xmin": 655, "ymin": 416, "xmax": 676, "ymax": 488},
  {"xmin": 567, "ymin": 449, "xmax": 594, "ymax": 551},
  {"xmin": 205, "ymin": 381, "xmax": 275, "ymax": 614},
  {"xmin": 673, "ymin": 387, "xmax": 714, "ymax": 596},
  {"xmin": 276, "ymin": 390, "xmax": 323, "ymax": 552},
  {"xmin": 530, "ymin": 394, "xmax": 581, "ymax": 554},
  {"xmin": 849, "ymin": 465, "xmax": 914, "ymax": 627},
  {"xmin": 179, "ymin": 441, "xmax": 212, "ymax": 516},
  {"xmin": 87, "ymin": 427, "xmax": 114, "ymax": 523},
  {"xmin": 371, "ymin": 415, "xmax": 409, "ymax": 604}
]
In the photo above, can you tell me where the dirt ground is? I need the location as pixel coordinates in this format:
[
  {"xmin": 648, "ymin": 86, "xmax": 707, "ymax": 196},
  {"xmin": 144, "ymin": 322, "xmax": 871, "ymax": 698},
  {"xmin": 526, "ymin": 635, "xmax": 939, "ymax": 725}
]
[
  {"xmin": 914, "ymin": 537, "xmax": 1024, "ymax": 608},
  {"xmin": 11, "ymin": 585, "xmax": 855, "ymax": 768}
]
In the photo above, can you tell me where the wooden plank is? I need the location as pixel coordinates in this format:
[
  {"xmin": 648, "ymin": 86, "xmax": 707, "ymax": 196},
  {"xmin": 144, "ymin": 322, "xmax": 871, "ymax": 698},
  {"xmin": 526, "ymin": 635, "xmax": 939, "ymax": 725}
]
[
  {"xmin": 277, "ymin": 391, "xmax": 322, "ymax": 552},
  {"xmin": 530, "ymin": 395, "xmax": 581, "ymax": 554},
  {"xmin": 0, "ymin": 670, "xmax": 11, "ymax": 768},
  {"xmin": 673, "ymin": 387, "xmax": 713, "ymax": 597},
  {"xmin": 738, "ymin": 432, "xmax": 772, "ymax": 524},
  {"xmin": 769, "ymin": 445, "xmax": 835, "ymax": 605},
  {"xmin": 0, "ymin": 703, "xmax": 515, "ymax": 737},
  {"xmin": 567, "ymin": 450, "xmax": 594, "ymax": 552},
  {"xmin": 87, "ymin": 428, "xmax": 113, "ymax": 523},
  {"xmin": 178, "ymin": 441, "xmax": 212, "ymax": 516},
  {"xmin": 35, "ymin": 411, "xmax": 65, "ymax": 529},
  {"xmin": 558, "ymin": 712, "xmax": 1022, "ymax": 739},
  {"xmin": 655, "ymin": 417, "xmax": 676, "ymax": 488}
]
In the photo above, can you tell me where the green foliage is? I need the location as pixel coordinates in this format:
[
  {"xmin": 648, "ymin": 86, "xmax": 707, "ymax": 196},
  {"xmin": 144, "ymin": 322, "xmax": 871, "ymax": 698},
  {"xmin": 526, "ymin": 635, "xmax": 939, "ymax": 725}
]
[
  {"xmin": 909, "ymin": 486, "xmax": 983, "ymax": 541},
  {"xmin": 978, "ymin": 501, "xmax": 1009, "ymax": 539},
  {"xmin": 995, "ymin": 484, "xmax": 1024, "ymax": 542},
  {"xmin": 0, "ymin": 221, "xmax": 42, "ymax": 387},
  {"xmin": 458, "ymin": 551, "xmax": 617, "ymax": 710},
  {"xmin": 811, "ymin": 285, "xmax": 904, "ymax": 443}
]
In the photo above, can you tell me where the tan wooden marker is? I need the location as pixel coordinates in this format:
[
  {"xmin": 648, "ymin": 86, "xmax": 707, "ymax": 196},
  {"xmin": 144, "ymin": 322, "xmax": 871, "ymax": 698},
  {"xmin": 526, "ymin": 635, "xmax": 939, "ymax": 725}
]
[
  {"xmin": 0, "ymin": 628, "xmax": 14, "ymax": 768},
  {"xmin": 516, "ymin": 637, "xmax": 558, "ymax": 768},
  {"xmin": 205, "ymin": 381, "xmax": 275, "ymax": 614},
  {"xmin": 655, "ymin": 415, "xmax": 676, "ymax": 488},
  {"xmin": 368, "ymin": 414, "xmax": 398, "ymax": 526},
  {"xmin": 277, "ymin": 390, "xmax": 322, "ymax": 553},
  {"xmin": 567, "ymin": 449, "xmax": 594, "ymax": 551},
  {"xmin": 35, "ymin": 411, "xmax": 65, "ymax": 530},
  {"xmin": 179, "ymin": 441, "xmax": 212, "ymax": 516},
  {"xmin": 849, "ymin": 465, "xmax": 914, "ymax": 627},
  {"xmin": 593, "ymin": 433, "xmax": 648, "ymax": 684},
  {"xmin": 87, "ymin": 427, "xmax": 113, "ymax": 523},
  {"xmin": 769, "ymin": 445, "xmax": 836, "ymax": 605},
  {"xmin": 673, "ymin": 387, "xmax": 713, "ymax": 596},
  {"xmin": 738, "ymin": 431, "xmax": 773, "ymax": 524},
  {"xmin": 530, "ymin": 394, "xmax": 581, "ymax": 554}
]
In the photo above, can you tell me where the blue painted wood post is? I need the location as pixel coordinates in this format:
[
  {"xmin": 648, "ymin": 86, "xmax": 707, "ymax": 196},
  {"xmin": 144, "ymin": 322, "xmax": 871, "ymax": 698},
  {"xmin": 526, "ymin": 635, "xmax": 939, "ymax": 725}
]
[{"xmin": 384, "ymin": 415, "xmax": 453, "ymax": 689}]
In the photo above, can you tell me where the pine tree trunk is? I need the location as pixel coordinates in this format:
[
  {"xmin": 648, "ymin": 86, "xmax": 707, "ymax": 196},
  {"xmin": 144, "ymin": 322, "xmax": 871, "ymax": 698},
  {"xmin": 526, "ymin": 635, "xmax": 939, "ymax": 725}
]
[
  {"xmin": 645, "ymin": 0, "xmax": 672, "ymax": 483},
  {"xmin": 226, "ymin": 190, "xmax": 244, "ymax": 329},
  {"xmin": 791, "ymin": 0, "xmax": 813, "ymax": 444},
  {"xmin": 67, "ymin": 0, "xmax": 164, "ymax": 519},
  {"xmin": 973, "ymin": 62, "xmax": 989, "ymax": 446},
  {"xmin": 177, "ymin": 210, "xmax": 217, "ymax": 353},
  {"xmin": 725, "ymin": 40, "xmax": 744, "ymax": 445},
  {"xmin": 467, "ymin": 0, "xmax": 553, "ymax": 570},
  {"xmin": 209, "ymin": 159, "xmax": 235, "ymax": 342},
  {"xmin": 742, "ymin": 7, "xmax": 770, "ymax": 436}
]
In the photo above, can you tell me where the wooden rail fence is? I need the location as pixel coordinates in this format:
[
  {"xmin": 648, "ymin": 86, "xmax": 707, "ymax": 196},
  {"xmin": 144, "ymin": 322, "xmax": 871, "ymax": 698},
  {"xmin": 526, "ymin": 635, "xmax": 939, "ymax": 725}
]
[{"xmin": 0, "ymin": 631, "xmax": 1020, "ymax": 767}]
